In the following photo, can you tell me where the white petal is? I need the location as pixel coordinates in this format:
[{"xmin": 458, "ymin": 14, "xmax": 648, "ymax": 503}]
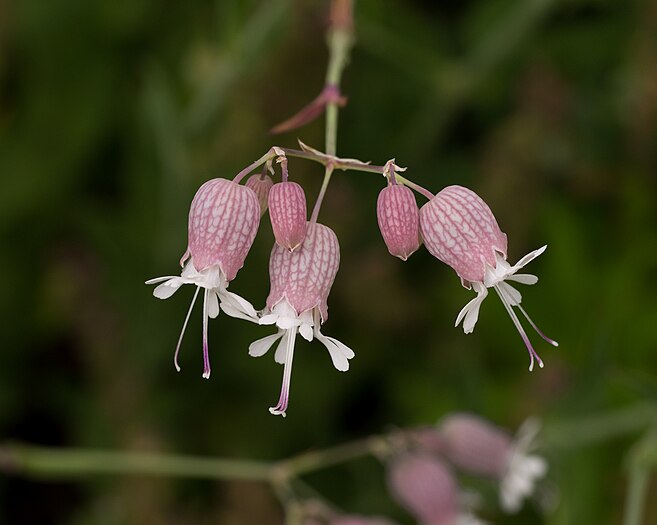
[
  {"xmin": 276, "ymin": 316, "xmax": 301, "ymax": 330},
  {"xmin": 511, "ymin": 245, "xmax": 547, "ymax": 272},
  {"xmin": 325, "ymin": 336, "xmax": 355, "ymax": 359},
  {"xmin": 207, "ymin": 291, "xmax": 220, "ymax": 318},
  {"xmin": 455, "ymin": 285, "xmax": 488, "ymax": 334},
  {"xmin": 299, "ymin": 323, "xmax": 313, "ymax": 342},
  {"xmin": 145, "ymin": 275, "xmax": 178, "ymax": 285},
  {"xmin": 506, "ymin": 273, "xmax": 538, "ymax": 285},
  {"xmin": 248, "ymin": 332, "xmax": 283, "ymax": 357},
  {"xmin": 498, "ymin": 281, "xmax": 523, "ymax": 306},
  {"xmin": 315, "ymin": 329, "xmax": 352, "ymax": 371},
  {"xmin": 274, "ymin": 331, "xmax": 290, "ymax": 364},
  {"xmin": 259, "ymin": 313, "xmax": 278, "ymax": 325},
  {"xmin": 221, "ymin": 290, "xmax": 259, "ymax": 320},
  {"xmin": 152, "ymin": 280, "xmax": 183, "ymax": 299}
]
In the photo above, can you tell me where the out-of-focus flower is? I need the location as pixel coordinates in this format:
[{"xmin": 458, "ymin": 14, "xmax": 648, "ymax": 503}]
[
  {"xmin": 146, "ymin": 178, "xmax": 260, "ymax": 378},
  {"xmin": 377, "ymin": 183, "xmax": 420, "ymax": 260},
  {"xmin": 245, "ymin": 172, "xmax": 274, "ymax": 216},
  {"xmin": 435, "ymin": 413, "xmax": 547, "ymax": 514},
  {"xmin": 249, "ymin": 222, "xmax": 354, "ymax": 417},
  {"xmin": 386, "ymin": 453, "xmax": 486, "ymax": 525},
  {"xmin": 419, "ymin": 185, "xmax": 558, "ymax": 371},
  {"xmin": 268, "ymin": 181, "xmax": 308, "ymax": 251}
]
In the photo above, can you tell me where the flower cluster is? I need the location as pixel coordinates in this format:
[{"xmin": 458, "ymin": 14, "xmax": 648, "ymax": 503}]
[
  {"xmin": 147, "ymin": 154, "xmax": 352, "ymax": 417},
  {"xmin": 294, "ymin": 413, "xmax": 547, "ymax": 525},
  {"xmin": 147, "ymin": 149, "xmax": 557, "ymax": 416}
]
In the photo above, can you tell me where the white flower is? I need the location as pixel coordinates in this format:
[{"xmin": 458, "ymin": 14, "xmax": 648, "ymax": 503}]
[
  {"xmin": 249, "ymin": 299, "xmax": 354, "ymax": 417},
  {"xmin": 500, "ymin": 418, "xmax": 548, "ymax": 513},
  {"xmin": 455, "ymin": 246, "xmax": 558, "ymax": 371},
  {"xmin": 146, "ymin": 261, "xmax": 258, "ymax": 378}
]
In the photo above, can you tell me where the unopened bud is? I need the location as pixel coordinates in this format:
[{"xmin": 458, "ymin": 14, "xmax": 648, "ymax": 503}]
[
  {"xmin": 268, "ymin": 181, "xmax": 308, "ymax": 251},
  {"xmin": 377, "ymin": 184, "xmax": 420, "ymax": 260},
  {"xmin": 245, "ymin": 173, "xmax": 274, "ymax": 216}
]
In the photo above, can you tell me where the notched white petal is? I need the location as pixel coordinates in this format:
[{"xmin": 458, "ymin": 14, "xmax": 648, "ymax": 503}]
[
  {"xmin": 248, "ymin": 332, "xmax": 284, "ymax": 357},
  {"xmin": 153, "ymin": 279, "xmax": 183, "ymax": 299}
]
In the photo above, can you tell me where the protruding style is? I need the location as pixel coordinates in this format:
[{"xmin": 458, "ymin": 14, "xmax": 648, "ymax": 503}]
[{"xmin": 419, "ymin": 185, "xmax": 558, "ymax": 371}]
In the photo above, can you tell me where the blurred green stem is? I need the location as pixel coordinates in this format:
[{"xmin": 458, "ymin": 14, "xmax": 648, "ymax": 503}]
[
  {"xmin": 0, "ymin": 443, "xmax": 271, "ymax": 481},
  {"xmin": 623, "ymin": 423, "xmax": 657, "ymax": 525}
]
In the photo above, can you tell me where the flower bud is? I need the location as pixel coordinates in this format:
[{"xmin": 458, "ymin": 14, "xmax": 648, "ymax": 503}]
[
  {"xmin": 187, "ymin": 178, "xmax": 260, "ymax": 281},
  {"xmin": 267, "ymin": 222, "xmax": 339, "ymax": 322},
  {"xmin": 268, "ymin": 181, "xmax": 308, "ymax": 251},
  {"xmin": 438, "ymin": 413, "xmax": 512, "ymax": 478},
  {"xmin": 245, "ymin": 173, "xmax": 274, "ymax": 216},
  {"xmin": 386, "ymin": 454, "xmax": 459, "ymax": 525},
  {"xmin": 419, "ymin": 185, "xmax": 507, "ymax": 284},
  {"xmin": 376, "ymin": 184, "xmax": 420, "ymax": 260}
]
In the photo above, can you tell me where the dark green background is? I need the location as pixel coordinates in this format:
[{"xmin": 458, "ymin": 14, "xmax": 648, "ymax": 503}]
[{"xmin": 1, "ymin": 0, "xmax": 656, "ymax": 523}]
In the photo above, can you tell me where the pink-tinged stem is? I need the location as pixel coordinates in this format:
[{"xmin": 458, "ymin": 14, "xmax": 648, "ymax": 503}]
[
  {"xmin": 516, "ymin": 304, "xmax": 559, "ymax": 347},
  {"xmin": 174, "ymin": 286, "xmax": 201, "ymax": 372},
  {"xmin": 202, "ymin": 289, "xmax": 211, "ymax": 379},
  {"xmin": 494, "ymin": 285, "xmax": 544, "ymax": 372},
  {"xmin": 269, "ymin": 328, "xmax": 297, "ymax": 417},
  {"xmin": 396, "ymin": 174, "xmax": 434, "ymax": 200},
  {"xmin": 279, "ymin": 156, "xmax": 289, "ymax": 183}
]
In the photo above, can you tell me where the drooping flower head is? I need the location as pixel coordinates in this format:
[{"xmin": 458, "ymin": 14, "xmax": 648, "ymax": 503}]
[
  {"xmin": 386, "ymin": 453, "xmax": 486, "ymax": 525},
  {"xmin": 377, "ymin": 183, "xmax": 420, "ymax": 260},
  {"xmin": 436, "ymin": 413, "xmax": 548, "ymax": 514},
  {"xmin": 419, "ymin": 185, "xmax": 558, "ymax": 371},
  {"xmin": 249, "ymin": 222, "xmax": 354, "ymax": 417},
  {"xmin": 146, "ymin": 178, "xmax": 260, "ymax": 378}
]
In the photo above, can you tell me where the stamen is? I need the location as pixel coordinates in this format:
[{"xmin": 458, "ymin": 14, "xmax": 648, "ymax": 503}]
[
  {"xmin": 494, "ymin": 285, "xmax": 544, "ymax": 371},
  {"xmin": 516, "ymin": 304, "xmax": 559, "ymax": 347},
  {"xmin": 269, "ymin": 328, "xmax": 297, "ymax": 417},
  {"xmin": 202, "ymin": 288, "xmax": 211, "ymax": 379},
  {"xmin": 174, "ymin": 286, "xmax": 201, "ymax": 372}
]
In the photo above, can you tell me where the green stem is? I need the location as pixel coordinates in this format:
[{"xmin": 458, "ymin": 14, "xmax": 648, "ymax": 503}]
[
  {"xmin": 0, "ymin": 443, "xmax": 272, "ymax": 481},
  {"xmin": 278, "ymin": 436, "xmax": 386, "ymax": 477},
  {"xmin": 623, "ymin": 463, "xmax": 650, "ymax": 525},
  {"xmin": 310, "ymin": 17, "xmax": 354, "ymax": 223}
]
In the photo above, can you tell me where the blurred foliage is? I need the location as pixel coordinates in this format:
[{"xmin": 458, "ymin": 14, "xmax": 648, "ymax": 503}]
[{"xmin": 1, "ymin": 0, "xmax": 657, "ymax": 524}]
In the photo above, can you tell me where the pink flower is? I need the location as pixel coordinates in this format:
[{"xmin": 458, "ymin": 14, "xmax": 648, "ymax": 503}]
[
  {"xmin": 268, "ymin": 181, "xmax": 308, "ymax": 251},
  {"xmin": 386, "ymin": 453, "xmax": 486, "ymax": 525},
  {"xmin": 419, "ymin": 185, "xmax": 558, "ymax": 371},
  {"xmin": 377, "ymin": 184, "xmax": 421, "ymax": 260},
  {"xmin": 437, "ymin": 414, "xmax": 548, "ymax": 514},
  {"xmin": 146, "ymin": 178, "xmax": 260, "ymax": 379},
  {"xmin": 248, "ymin": 222, "xmax": 354, "ymax": 417},
  {"xmin": 331, "ymin": 516, "xmax": 400, "ymax": 525}
]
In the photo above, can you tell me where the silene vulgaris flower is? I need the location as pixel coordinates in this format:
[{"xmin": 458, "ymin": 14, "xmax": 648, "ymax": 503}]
[
  {"xmin": 249, "ymin": 222, "xmax": 354, "ymax": 417},
  {"xmin": 146, "ymin": 178, "xmax": 261, "ymax": 379},
  {"xmin": 436, "ymin": 413, "xmax": 548, "ymax": 514},
  {"xmin": 419, "ymin": 185, "xmax": 558, "ymax": 371}
]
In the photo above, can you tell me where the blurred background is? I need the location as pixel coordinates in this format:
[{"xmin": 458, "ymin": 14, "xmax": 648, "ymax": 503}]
[{"xmin": 1, "ymin": 0, "xmax": 656, "ymax": 523}]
